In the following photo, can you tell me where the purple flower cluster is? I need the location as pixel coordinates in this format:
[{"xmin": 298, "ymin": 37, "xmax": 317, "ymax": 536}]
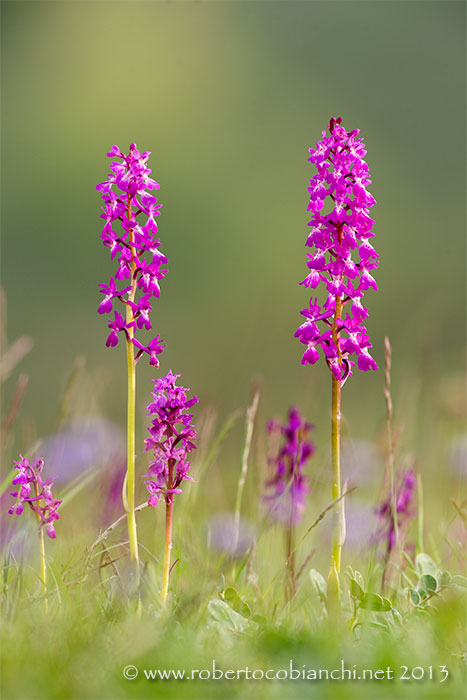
[
  {"xmin": 265, "ymin": 407, "xmax": 315, "ymax": 524},
  {"xmin": 8, "ymin": 456, "xmax": 61, "ymax": 538},
  {"xmin": 376, "ymin": 469, "xmax": 417, "ymax": 552},
  {"xmin": 97, "ymin": 144, "xmax": 167, "ymax": 366},
  {"xmin": 295, "ymin": 117, "xmax": 378, "ymax": 380},
  {"xmin": 143, "ymin": 370, "xmax": 198, "ymax": 506}
]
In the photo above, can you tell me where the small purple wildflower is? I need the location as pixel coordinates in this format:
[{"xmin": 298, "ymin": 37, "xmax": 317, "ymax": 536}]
[
  {"xmin": 376, "ymin": 468, "xmax": 417, "ymax": 552},
  {"xmin": 143, "ymin": 370, "xmax": 198, "ymax": 506},
  {"xmin": 295, "ymin": 117, "xmax": 378, "ymax": 380},
  {"xmin": 127, "ymin": 294, "xmax": 153, "ymax": 330},
  {"xmin": 265, "ymin": 407, "xmax": 315, "ymax": 525},
  {"xmin": 97, "ymin": 143, "xmax": 167, "ymax": 364},
  {"xmin": 106, "ymin": 311, "xmax": 132, "ymax": 348},
  {"xmin": 132, "ymin": 336, "xmax": 166, "ymax": 367},
  {"xmin": 98, "ymin": 277, "xmax": 132, "ymax": 315},
  {"xmin": 8, "ymin": 455, "xmax": 61, "ymax": 538}
]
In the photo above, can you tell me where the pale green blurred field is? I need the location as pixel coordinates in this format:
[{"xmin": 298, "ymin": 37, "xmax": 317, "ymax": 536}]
[{"xmin": 2, "ymin": 0, "xmax": 465, "ymax": 433}]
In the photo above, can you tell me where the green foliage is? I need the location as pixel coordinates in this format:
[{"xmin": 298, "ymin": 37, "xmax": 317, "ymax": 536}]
[
  {"xmin": 206, "ymin": 599, "xmax": 255, "ymax": 637},
  {"xmin": 309, "ymin": 568, "xmax": 327, "ymax": 604},
  {"xmin": 396, "ymin": 552, "xmax": 467, "ymax": 615},
  {"xmin": 359, "ymin": 592, "xmax": 392, "ymax": 612},
  {"xmin": 219, "ymin": 586, "xmax": 252, "ymax": 619}
]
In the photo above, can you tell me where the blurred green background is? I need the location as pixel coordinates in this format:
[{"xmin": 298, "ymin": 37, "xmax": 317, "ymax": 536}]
[
  {"xmin": 2, "ymin": 0, "xmax": 465, "ymax": 472},
  {"xmin": 1, "ymin": 6, "xmax": 466, "ymax": 698}
]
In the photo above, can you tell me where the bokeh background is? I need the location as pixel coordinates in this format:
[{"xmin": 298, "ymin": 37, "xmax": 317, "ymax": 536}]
[
  {"xmin": 2, "ymin": 0, "xmax": 466, "ymax": 513},
  {"xmin": 1, "ymin": 6, "xmax": 466, "ymax": 698}
]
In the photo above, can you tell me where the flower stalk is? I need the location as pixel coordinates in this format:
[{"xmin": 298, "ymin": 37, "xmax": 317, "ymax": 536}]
[
  {"xmin": 285, "ymin": 515, "xmax": 296, "ymax": 601},
  {"xmin": 36, "ymin": 508, "xmax": 48, "ymax": 614},
  {"xmin": 32, "ymin": 475, "xmax": 48, "ymax": 613},
  {"xmin": 330, "ymin": 373, "xmax": 342, "ymax": 576},
  {"xmin": 234, "ymin": 388, "xmax": 260, "ymax": 549},
  {"xmin": 124, "ymin": 195, "xmax": 139, "ymax": 569},
  {"xmin": 97, "ymin": 144, "xmax": 168, "ymax": 584},
  {"xmin": 142, "ymin": 371, "xmax": 198, "ymax": 602},
  {"xmin": 295, "ymin": 116, "xmax": 379, "ymax": 603},
  {"xmin": 8, "ymin": 455, "xmax": 61, "ymax": 613},
  {"xmin": 330, "ymin": 268, "xmax": 344, "ymax": 583},
  {"xmin": 160, "ymin": 461, "xmax": 175, "ymax": 603},
  {"xmin": 125, "ymin": 339, "xmax": 139, "ymax": 567},
  {"xmin": 265, "ymin": 408, "xmax": 315, "ymax": 601}
]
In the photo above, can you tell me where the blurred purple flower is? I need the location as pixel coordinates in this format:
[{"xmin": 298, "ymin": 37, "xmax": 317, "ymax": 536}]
[
  {"xmin": 448, "ymin": 434, "xmax": 467, "ymax": 477},
  {"xmin": 318, "ymin": 496, "xmax": 378, "ymax": 552},
  {"xmin": 343, "ymin": 499, "xmax": 376, "ymax": 550},
  {"xmin": 376, "ymin": 468, "xmax": 417, "ymax": 552},
  {"xmin": 33, "ymin": 419, "xmax": 126, "ymax": 526},
  {"xmin": 265, "ymin": 407, "xmax": 315, "ymax": 525},
  {"xmin": 341, "ymin": 438, "xmax": 381, "ymax": 487},
  {"xmin": 102, "ymin": 460, "xmax": 126, "ymax": 525},
  {"xmin": 295, "ymin": 117, "xmax": 378, "ymax": 380},
  {"xmin": 207, "ymin": 512, "xmax": 255, "ymax": 558},
  {"xmin": 143, "ymin": 370, "xmax": 198, "ymax": 506},
  {"xmin": 8, "ymin": 455, "xmax": 61, "ymax": 538},
  {"xmin": 37, "ymin": 418, "xmax": 125, "ymax": 485}
]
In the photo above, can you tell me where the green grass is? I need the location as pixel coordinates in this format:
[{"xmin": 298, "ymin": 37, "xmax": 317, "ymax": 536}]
[{"xmin": 1, "ymin": 398, "xmax": 465, "ymax": 700}]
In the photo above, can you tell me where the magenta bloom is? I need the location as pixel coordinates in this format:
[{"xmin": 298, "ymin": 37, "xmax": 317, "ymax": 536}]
[
  {"xmin": 295, "ymin": 117, "xmax": 378, "ymax": 380},
  {"xmin": 98, "ymin": 277, "xmax": 132, "ymax": 315},
  {"xmin": 8, "ymin": 455, "xmax": 61, "ymax": 538},
  {"xmin": 143, "ymin": 370, "xmax": 198, "ymax": 506},
  {"xmin": 265, "ymin": 407, "xmax": 315, "ymax": 525},
  {"xmin": 97, "ymin": 144, "xmax": 167, "ymax": 365},
  {"xmin": 106, "ymin": 311, "xmax": 132, "ymax": 347},
  {"xmin": 376, "ymin": 469, "xmax": 417, "ymax": 552},
  {"xmin": 132, "ymin": 336, "xmax": 166, "ymax": 367}
]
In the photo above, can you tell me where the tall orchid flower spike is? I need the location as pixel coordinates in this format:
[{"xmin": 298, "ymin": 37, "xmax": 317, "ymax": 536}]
[
  {"xmin": 295, "ymin": 117, "xmax": 378, "ymax": 602},
  {"xmin": 377, "ymin": 469, "xmax": 417, "ymax": 554},
  {"xmin": 377, "ymin": 468, "xmax": 417, "ymax": 591},
  {"xmin": 265, "ymin": 407, "xmax": 315, "ymax": 599},
  {"xmin": 143, "ymin": 370, "xmax": 198, "ymax": 602},
  {"xmin": 97, "ymin": 144, "xmax": 168, "ymax": 582},
  {"xmin": 8, "ymin": 455, "xmax": 61, "ymax": 612}
]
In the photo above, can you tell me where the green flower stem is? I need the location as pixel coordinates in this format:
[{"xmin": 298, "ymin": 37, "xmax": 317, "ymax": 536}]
[
  {"xmin": 125, "ymin": 336, "xmax": 139, "ymax": 568},
  {"xmin": 285, "ymin": 520, "xmax": 296, "ymax": 601},
  {"xmin": 331, "ymin": 372, "xmax": 342, "ymax": 575},
  {"xmin": 38, "ymin": 525, "xmax": 47, "ymax": 614},
  {"xmin": 234, "ymin": 389, "xmax": 260, "ymax": 549},
  {"xmin": 328, "ymin": 280, "xmax": 345, "ymax": 605},
  {"xmin": 124, "ymin": 195, "xmax": 139, "ymax": 576},
  {"xmin": 384, "ymin": 337, "xmax": 399, "ymax": 551},
  {"xmin": 33, "ymin": 480, "xmax": 47, "ymax": 614}
]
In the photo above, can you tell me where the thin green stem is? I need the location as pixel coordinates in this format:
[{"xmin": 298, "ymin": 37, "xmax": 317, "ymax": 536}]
[
  {"xmin": 328, "ymin": 270, "xmax": 345, "ymax": 607},
  {"xmin": 285, "ymin": 520, "xmax": 296, "ymax": 601},
  {"xmin": 384, "ymin": 337, "xmax": 399, "ymax": 550},
  {"xmin": 125, "ymin": 337, "xmax": 139, "ymax": 568},
  {"xmin": 234, "ymin": 389, "xmax": 260, "ymax": 548},
  {"xmin": 417, "ymin": 473, "xmax": 424, "ymax": 554},
  {"xmin": 331, "ymin": 373, "xmax": 343, "ymax": 575},
  {"xmin": 123, "ymin": 194, "xmax": 140, "ymax": 588},
  {"xmin": 38, "ymin": 526, "xmax": 47, "ymax": 614},
  {"xmin": 381, "ymin": 337, "xmax": 399, "ymax": 593},
  {"xmin": 33, "ymin": 480, "xmax": 47, "ymax": 614}
]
